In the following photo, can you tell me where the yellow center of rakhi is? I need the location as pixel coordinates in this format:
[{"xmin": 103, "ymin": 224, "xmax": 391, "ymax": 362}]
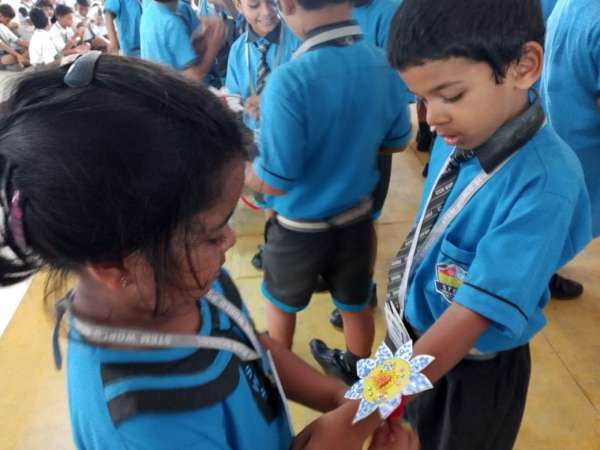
[{"xmin": 363, "ymin": 358, "xmax": 411, "ymax": 403}]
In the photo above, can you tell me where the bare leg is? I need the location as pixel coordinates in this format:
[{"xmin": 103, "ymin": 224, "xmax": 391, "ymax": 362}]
[
  {"xmin": 340, "ymin": 308, "xmax": 374, "ymax": 358},
  {"xmin": 265, "ymin": 301, "xmax": 296, "ymax": 349}
]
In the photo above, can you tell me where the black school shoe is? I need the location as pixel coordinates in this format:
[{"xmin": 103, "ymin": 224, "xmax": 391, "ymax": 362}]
[
  {"xmin": 250, "ymin": 245, "xmax": 264, "ymax": 270},
  {"xmin": 549, "ymin": 273, "xmax": 583, "ymax": 300},
  {"xmin": 309, "ymin": 339, "xmax": 359, "ymax": 386},
  {"xmin": 329, "ymin": 284, "xmax": 378, "ymax": 329}
]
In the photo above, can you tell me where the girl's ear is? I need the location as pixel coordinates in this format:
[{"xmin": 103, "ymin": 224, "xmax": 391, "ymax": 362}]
[{"xmin": 85, "ymin": 261, "xmax": 127, "ymax": 290}]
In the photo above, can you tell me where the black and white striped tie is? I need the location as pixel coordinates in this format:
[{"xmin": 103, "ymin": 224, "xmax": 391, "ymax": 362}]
[
  {"xmin": 386, "ymin": 148, "xmax": 475, "ymax": 310},
  {"xmin": 255, "ymin": 42, "xmax": 270, "ymax": 95}
]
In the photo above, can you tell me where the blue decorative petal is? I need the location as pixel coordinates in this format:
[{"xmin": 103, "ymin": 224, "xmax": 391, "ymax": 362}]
[
  {"xmin": 378, "ymin": 395, "xmax": 402, "ymax": 419},
  {"xmin": 374, "ymin": 341, "xmax": 394, "ymax": 363},
  {"xmin": 357, "ymin": 358, "xmax": 377, "ymax": 379},
  {"xmin": 344, "ymin": 380, "xmax": 365, "ymax": 400},
  {"xmin": 409, "ymin": 355, "xmax": 435, "ymax": 373},
  {"xmin": 353, "ymin": 399, "xmax": 380, "ymax": 424},
  {"xmin": 395, "ymin": 340, "xmax": 413, "ymax": 361},
  {"xmin": 402, "ymin": 372, "xmax": 433, "ymax": 395}
]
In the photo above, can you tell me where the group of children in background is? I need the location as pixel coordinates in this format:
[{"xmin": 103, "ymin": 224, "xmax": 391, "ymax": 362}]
[{"xmin": 0, "ymin": 0, "xmax": 598, "ymax": 448}]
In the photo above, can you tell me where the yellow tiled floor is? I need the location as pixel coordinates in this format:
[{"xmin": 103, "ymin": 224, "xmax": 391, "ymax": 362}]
[{"xmin": 1, "ymin": 143, "xmax": 599, "ymax": 449}]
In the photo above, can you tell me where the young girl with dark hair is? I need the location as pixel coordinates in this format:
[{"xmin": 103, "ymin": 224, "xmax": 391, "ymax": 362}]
[{"xmin": 0, "ymin": 53, "xmax": 416, "ymax": 450}]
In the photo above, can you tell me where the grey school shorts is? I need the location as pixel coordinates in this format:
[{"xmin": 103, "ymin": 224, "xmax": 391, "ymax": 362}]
[{"xmin": 261, "ymin": 217, "xmax": 374, "ymax": 313}]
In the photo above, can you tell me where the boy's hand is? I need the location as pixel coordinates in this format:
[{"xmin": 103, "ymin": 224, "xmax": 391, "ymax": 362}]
[
  {"xmin": 368, "ymin": 420, "xmax": 420, "ymax": 450},
  {"xmin": 16, "ymin": 53, "xmax": 27, "ymax": 65},
  {"xmin": 244, "ymin": 95, "xmax": 260, "ymax": 119}
]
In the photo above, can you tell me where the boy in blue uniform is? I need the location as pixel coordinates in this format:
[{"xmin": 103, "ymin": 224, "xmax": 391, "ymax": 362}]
[
  {"xmin": 380, "ymin": 0, "xmax": 591, "ymax": 448},
  {"xmin": 327, "ymin": 0, "xmax": 403, "ymax": 329},
  {"xmin": 542, "ymin": 0, "xmax": 600, "ymax": 239},
  {"xmin": 225, "ymin": 0, "xmax": 299, "ymax": 132},
  {"xmin": 245, "ymin": 0, "xmax": 412, "ymax": 385},
  {"xmin": 104, "ymin": 0, "xmax": 142, "ymax": 56},
  {"xmin": 140, "ymin": 0, "xmax": 225, "ymax": 82}
]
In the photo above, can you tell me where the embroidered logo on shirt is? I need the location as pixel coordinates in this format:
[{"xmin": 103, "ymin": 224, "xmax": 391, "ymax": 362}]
[{"xmin": 434, "ymin": 263, "xmax": 467, "ymax": 303}]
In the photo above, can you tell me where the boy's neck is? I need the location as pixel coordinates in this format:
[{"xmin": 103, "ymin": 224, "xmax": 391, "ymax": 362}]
[
  {"xmin": 300, "ymin": 3, "xmax": 352, "ymax": 37},
  {"xmin": 248, "ymin": 20, "xmax": 280, "ymax": 39}
]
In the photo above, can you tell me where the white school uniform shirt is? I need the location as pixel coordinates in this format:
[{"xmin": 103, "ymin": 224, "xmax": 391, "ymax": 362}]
[
  {"xmin": 0, "ymin": 23, "xmax": 19, "ymax": 47},
  {"xmin": 74, "ymin": 11, "xmax": 96, "ymax": 41},
  {"xmin": 29, "ymin": 28, "xmax": 59, "ymax": 65},
  {"xmin": 49, "ymin": 22, "xmax": 75, "ymax": 51}
]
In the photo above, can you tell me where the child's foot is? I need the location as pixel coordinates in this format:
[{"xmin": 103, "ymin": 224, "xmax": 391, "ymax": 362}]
[
  {"xmin": 549, "ymin": 273, "xmax": 583, "ymax": 300},
  {"xmin": 309, "ymin": 339, "xmax": 359, "ymax": 386},
  {"xmin": 329, "ymin": 284, "xmax": 377, "ymax": 329},
  {"xmin": 250, "ymin": 245, "xmax": 263, "ymax": 270}
]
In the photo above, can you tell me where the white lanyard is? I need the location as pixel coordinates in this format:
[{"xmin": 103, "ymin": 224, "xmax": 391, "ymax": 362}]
[
  {"xmin": 385, "ymin": 150, "xmax": 518, "ymax": 348},
  {"xmin": 245, "ymin": 24, "xmax": 284, "ymax": 96},
  {"xmin": 292, "ymin": 24, "xmax": 362, "ymax": 60}
]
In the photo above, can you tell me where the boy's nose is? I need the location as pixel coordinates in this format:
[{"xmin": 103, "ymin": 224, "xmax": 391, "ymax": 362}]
[{"xmin": 426, "ymin": 104, "xmax": 451, "ymax": 128}]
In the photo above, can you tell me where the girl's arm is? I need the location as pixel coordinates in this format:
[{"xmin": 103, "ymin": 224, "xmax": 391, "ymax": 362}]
[{"xmin": 259, "ymin": 333, "xmax": 345, "ymax": 412}]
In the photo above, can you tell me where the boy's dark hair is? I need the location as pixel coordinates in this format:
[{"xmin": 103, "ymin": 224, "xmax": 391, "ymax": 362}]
[
  {"xmin": 0, "ymin": 4, "xmax": 16, "ymax": 19},
  {"xmin": 35, "ymin": 0, "xmax": 53, "ymax": 8},
  {"xmin": 76, "ymin": 0, "xmax": 91, "ymax": 7},
  {"xmin": 296, "ymin": 0, "xmax": 347, "ymax": 12},
  {"xmin": 29, "ymin": 7, "xmax": 47, "ymax": 28},
  {"xmin": 18, "ymin": 7, "xmax": 29, "ymax": 18},
  {"xmin": 387, "ymin": 0, "xmax": 545, "ymax": 81},
  {"xmin": 0, "ymin": 56, "xmax": 250, "ymax": 314},
  {"xmin": 54, "ymin": 4, "xmax": 73, "ymax": 18}
]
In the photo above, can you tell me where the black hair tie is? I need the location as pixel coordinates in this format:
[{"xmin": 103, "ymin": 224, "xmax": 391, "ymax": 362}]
[{"xmin": 63, "ymin": 51, "xmax": 102, "ymax": 88}]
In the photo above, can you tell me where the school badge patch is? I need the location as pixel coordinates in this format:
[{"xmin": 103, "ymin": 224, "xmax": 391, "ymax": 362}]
[{"xmin": 435, "ymin": 263, "xmax": 467, "ymax": 303}]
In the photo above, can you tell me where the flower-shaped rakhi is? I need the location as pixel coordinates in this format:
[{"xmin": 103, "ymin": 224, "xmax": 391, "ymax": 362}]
[{"xmin": 345, "ymin": 340, "xmax": 435, "ymax": 423}]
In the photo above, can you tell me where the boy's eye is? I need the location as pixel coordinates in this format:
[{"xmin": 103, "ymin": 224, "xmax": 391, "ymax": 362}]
[{"xmin": 442, "ymin": 92, "xmax": 464, "ymax": 103}]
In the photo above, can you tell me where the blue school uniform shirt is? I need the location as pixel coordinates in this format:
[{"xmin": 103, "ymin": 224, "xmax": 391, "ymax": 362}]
[
  {"xmin": 541, "ymin": 0, "xmax": 600, "ymax": 237},
  {"xmin": 104, "ymin": 0, "xmax": 142, "ymax": 56},
  {"xmin": 351, "ymin": 0, "xmax": 401, "ymax": 49},
  {"xmin": 253, "ymin": 21, "xmax": 412, "ymax": 220},
  {"xmin": 226, "ymin": 22, "xmax": 300, "ymax": 131},
  {"xmin": 404, "ymin": 122, "xmax": 591, "ymax": 353},
  {"xmin": 67, "ymin": 271, "xmax": 293, "ymax": 450},
  {"xmin": 140, "ymin": 0, "xmax": 199, "ymax": 70}
]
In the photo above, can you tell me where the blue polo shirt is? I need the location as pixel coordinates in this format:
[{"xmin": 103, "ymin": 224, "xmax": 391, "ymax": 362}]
[
  {"xmin": 67, "ymin": 271, "xmax": 293, "ymax": 450},
  {"xmin": 405, "ymin": 124, "xmax": 592, "ymax": 353},
  {"xmin": 351, "ymin": 0, "xmax": 401, "ymax": 49},
  {"xmin": 140, "ymin": 0, "xmax": 198, "ymax": 70},
  {"xmin": 541, "ymin": 0, "xmax": 600, "ymax": 237},
  {"xmin": 104, "ymin": 0, "xmax": 142, "ymax": 56},
  {"xmin": 226, "ymin": 22, "xmax": 300, "ymax": 131},
  {"xmin": 253, "ymin": 22, "xmax": 412, "ymax": 219}
]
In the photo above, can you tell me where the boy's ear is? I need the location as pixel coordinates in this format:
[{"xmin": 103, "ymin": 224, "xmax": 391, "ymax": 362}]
[
  {"xmin": 233, "ymin": 0, "xmax": 242, "ymax": 12},
  {"xmin": 278, "ymin": 0, "xmax": 295, "ymax": 17},
  {"xmin": 510, "ymin": 41, "xmax": 543, "ymax": 90}
]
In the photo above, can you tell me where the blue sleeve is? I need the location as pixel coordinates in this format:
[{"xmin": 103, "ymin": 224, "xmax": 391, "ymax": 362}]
[
  {"xmin": 381, "ymin": 81, "xmax": 412, "ymax": 148},
  {"xmin": 166, "ymin": 17, "xmax": 198, "ymax": 70},
  {"xmin": 453, "ymin": 190, "xmax": 579, "ymax": 340},
  {"xmin": 253, "ymin": 70, "xmax": 304, "ymax": 191},
  {"xmin": 225, "ymin": 37, "xmax": 243, "ymax": 96},
  {"xmin": 104, "ymin": 0, "xmax": 121, "ymax": 17}
]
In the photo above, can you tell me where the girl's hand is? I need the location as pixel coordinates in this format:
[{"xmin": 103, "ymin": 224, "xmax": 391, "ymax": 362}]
[
  {"xmin": 292, "ymin": 407, "xmax": 363, "ymax": 450},
  {"xmin": 368, "ymin": 420, "xmax": 419, "ymax": 450}
]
